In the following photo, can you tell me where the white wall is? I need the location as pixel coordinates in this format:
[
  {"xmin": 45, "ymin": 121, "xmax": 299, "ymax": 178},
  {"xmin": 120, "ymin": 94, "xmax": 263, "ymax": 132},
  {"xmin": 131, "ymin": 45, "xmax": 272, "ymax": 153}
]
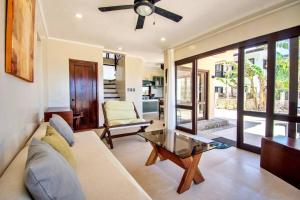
[
  {"xmin": 174, "ymin": 3, "xmax": 300, "ymax": 60},
  {"xmin": 45, "ymin": 38, "xmax": 104, "ymax": 125},
  {"xmin": 0, "ymin": 0, "xmax": 46, "ymax": 175},
  {"xmin": 143, "ymin": 66, "xmax": 163, "ymax": 80},
  {"xmin": 103, "ymin": 65, "xmax": 115, "ymax": 80},
  {"xmin": 125, "ymin": 56, "xmax": 144, "ymax": 116},
  {"xmin": 116, "ymin": 55, "xmax": 126, "ymax": 100}
]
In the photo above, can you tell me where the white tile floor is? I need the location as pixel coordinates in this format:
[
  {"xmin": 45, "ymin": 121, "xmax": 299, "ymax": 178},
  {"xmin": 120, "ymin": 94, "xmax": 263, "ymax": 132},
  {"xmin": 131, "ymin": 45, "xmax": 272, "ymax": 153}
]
[{"xmin": 103, "ymin": 121, "xmax": 300, "ymax": 200}]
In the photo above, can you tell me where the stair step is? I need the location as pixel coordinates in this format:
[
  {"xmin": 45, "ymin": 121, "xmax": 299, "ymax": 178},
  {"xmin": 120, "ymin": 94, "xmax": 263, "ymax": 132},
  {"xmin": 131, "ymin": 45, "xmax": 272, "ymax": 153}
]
[
  {"xmin": 104, "ymin": 90, "xmax": 118, "ymax": 94},
  {"xmin": 104, "ymin": 88, "xmax": 117, "ymax": 93},
  {"xmin": 104, "ymin": 97, "xmax": 121, "ymax": 100},
  {"xmin": 104, "ymin": 85, "xmax": 116, "ymax": 89},
  {"xmin": 104, "ymin": 92, "xmax": 118, "ymax": 94},
  {"xmin": 104, "ymin": 93, "xmax": 119, "ymax": 98},
  {"xmin": 104, "ymin": 99, "xmax": 120, "ymax": 102},
  {"xmin": 104, "ymin": 79, "xmax": 116, "ymax": 82}
]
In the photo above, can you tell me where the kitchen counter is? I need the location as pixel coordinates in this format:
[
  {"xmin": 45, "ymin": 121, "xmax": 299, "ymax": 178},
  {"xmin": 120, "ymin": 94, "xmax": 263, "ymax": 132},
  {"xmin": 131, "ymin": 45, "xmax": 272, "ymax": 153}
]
[{"xmin": 143, "ymin": 99, "xmax": 159, "ymax": 113}]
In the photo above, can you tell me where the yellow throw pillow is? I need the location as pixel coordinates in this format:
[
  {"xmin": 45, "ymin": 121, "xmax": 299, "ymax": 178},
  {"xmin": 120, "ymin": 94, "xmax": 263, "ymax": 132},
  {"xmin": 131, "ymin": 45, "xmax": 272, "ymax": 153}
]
[{"xmin": 42, "ymin": 126, "xmax": 76, "ymax": 168}]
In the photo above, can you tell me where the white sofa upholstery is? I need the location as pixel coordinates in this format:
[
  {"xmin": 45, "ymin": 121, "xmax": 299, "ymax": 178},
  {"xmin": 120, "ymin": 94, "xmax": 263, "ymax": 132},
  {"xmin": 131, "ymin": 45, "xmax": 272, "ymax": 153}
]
[{"xmin": 0, "ymin": 123, "xmax": 152, "ymax": 200}]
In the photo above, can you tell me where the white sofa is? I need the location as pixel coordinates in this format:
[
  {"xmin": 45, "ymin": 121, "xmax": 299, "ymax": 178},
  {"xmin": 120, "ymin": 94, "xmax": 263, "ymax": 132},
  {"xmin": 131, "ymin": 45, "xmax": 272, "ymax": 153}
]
[{"xmin": 0, "ymin": 123, "xmax": 152, "ymax": 200}]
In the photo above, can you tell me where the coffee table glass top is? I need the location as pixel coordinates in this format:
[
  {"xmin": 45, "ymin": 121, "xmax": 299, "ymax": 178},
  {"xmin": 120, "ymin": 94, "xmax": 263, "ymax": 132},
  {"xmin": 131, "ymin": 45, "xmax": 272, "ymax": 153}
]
[{"xmin": 138, "ymin": 129, "xmax": 217, "ymax": 159}]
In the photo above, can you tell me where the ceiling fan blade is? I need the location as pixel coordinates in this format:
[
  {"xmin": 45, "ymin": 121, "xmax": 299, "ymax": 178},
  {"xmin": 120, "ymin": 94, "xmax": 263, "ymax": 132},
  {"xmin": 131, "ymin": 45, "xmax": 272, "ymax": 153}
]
[
  {"xmin": 136, "ymin": 15, "xmax": 145, "ymax": 30},
  {"xmin": 154, "ymin": 6, "xmax": 183, "ymax": 22},
  {"xmin": 98, "ymin": 5, "xmax": 134, "ymax": 12}
]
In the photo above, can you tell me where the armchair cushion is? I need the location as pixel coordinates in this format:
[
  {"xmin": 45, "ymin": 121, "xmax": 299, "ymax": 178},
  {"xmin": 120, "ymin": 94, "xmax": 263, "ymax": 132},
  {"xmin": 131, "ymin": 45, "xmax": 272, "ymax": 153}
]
[
  {"xmin": 105, "ymin": 101, "xmax": 137, "ymax": 121},
  {"xmin": 108, "ymin": 118, "xmax": 146, "ymax": 127}
]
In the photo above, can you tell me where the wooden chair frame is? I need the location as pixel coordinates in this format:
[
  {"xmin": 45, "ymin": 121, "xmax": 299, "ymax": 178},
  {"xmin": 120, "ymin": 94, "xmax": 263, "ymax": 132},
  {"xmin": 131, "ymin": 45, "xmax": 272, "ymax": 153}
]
[{"xmin": 100, "ymin": 102, "xmax": 153, "ymax": 149}]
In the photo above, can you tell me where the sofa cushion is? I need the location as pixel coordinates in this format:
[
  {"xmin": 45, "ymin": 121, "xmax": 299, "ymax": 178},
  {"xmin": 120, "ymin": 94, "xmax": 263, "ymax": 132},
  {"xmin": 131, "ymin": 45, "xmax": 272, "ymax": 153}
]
[
  {"xmin": 0, "ymin": 146, "xmax": 32, "ymax": 200},
  {"xmin": 25, "ymin": 139, "xmax": 84, "ymax": 200},
  {"xmin": 0, "ymin": 123, "xmax": 151, "ymax": 200},
  {"xmin": 50, "ymin": 114, "xmax": 74, "ymax": 146},
  {"xmin": 72, "ymin": 131, "xmax": 152, "ymax": 200},
  {"xmin": 105, "ymin": 101, "xmax": 137, "ymax": 121},
  {"xmin": 26, "ymin": 122, "xmax": 48, "ymax": 146},
  {"xmin": 42, "ymin": 126, "xmax": 76, "ymax": 168}
]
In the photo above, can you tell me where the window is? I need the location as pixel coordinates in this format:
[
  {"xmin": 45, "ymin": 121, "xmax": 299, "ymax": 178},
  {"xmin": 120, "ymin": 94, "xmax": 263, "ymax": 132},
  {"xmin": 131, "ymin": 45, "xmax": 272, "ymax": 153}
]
[
  {"xmin": 215, "ymin": 87, "xmax": 223, "ymax": 93},
  {"xmin": 273, "ymin": 121, "xmax": 289, "ymax": 137},
  {"xmin": 175, "ymin": 28, "xmax": 300, "ymax": 153},
  {"xmin": 297, "ymin": 123, "xmax": 300, "ymax": 138},
  {"xmin": 176, "ymin": 62, "xmax": 194, "ymax": 132},
  {"xmin": 248, "ymin": 58, "xmax": 255, "ymax": 65},
  {"xmin": 244, "ymin": 45, "xmax": 268, "ymax": 112},
  {"xmin": 274, "ymin": 39, "xmax": 290, "ymax": 114},
  {"xmin": 176, "ymin": 64, "xmax": 193, "ymax": 106},
  {"xmin": 298, "ymin": 37, "xmax": 300, "ymax": 116},
  {"xmin": 243, "ymin": 116, "xmax": 266, "ymax": 147},
  {"xmin": 215, "ymin": 64, "xmax": 224, "ymax": 77},
  {"xmin": 263, "ymin": 59, "xmax": 267, "ymax": 69},
  {"xmin": 176, "ymin": 109, "xmax": 192, "ymax": 126}
]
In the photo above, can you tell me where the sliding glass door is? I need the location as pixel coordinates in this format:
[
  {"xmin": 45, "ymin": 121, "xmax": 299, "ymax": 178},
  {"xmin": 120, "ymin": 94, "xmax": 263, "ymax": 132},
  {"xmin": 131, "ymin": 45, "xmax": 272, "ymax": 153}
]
[
  {"xmin": 175, "ymin": 26, "xmax": 300, "ymax": 153},
  {"xmin": 176, "ymin": 62, "xmax": 195, "ymax": 133},
  {"xmin": 175, "ymin": 61, "xmax": 209, "ymax": 134},
  {"xmin": 240, "ymin": 44, "xmax": 268, "ymax": 148},
  {"xmin": 237, "ymin": 35, "xmax": 300, "ymax": 153}
]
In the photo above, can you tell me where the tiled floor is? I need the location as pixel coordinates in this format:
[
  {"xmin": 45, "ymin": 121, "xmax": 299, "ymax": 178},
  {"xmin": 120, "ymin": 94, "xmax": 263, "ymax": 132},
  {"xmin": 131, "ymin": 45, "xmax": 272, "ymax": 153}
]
[{"xmin": 101, "ymin": 121, "xmax": 300, "ymax": 200}]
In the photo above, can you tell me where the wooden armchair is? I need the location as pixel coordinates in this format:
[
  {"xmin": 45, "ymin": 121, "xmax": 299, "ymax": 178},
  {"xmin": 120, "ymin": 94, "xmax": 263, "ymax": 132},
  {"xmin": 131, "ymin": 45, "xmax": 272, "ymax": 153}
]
[{"xmin": 100, "ymin": 101, "xmax": 153, "ymax": 149}]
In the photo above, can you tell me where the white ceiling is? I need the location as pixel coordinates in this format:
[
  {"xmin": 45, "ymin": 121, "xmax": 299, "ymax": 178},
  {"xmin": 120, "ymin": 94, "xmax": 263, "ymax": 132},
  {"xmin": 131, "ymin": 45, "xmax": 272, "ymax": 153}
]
[{"xmin": 40, "ymin": 0, "xmax": 291, "ymax": 63}]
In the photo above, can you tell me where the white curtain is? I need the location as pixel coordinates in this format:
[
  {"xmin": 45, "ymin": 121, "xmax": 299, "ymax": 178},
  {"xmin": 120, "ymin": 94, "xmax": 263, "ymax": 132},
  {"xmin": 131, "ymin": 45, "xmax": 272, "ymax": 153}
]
[{"xmin": 164, "ymin": 49, "xmax": 176, "ymax": 131}]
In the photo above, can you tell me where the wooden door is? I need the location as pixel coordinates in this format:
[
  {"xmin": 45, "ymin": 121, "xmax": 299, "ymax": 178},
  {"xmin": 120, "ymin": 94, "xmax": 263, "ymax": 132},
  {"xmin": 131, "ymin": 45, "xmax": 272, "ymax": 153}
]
[{"xmin": 69, "ymin": 59, "xmax": 98, "ymax": 130}]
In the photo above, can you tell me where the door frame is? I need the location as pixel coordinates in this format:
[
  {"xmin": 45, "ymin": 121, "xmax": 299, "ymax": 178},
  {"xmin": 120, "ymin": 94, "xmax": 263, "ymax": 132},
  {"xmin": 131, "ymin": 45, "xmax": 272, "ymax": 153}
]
[
  {"xmin": 175, "ymin": 25, "xmax": 300, "ymax": 154},
  {"xmin": 197, "ymin": 69, "xmax": 209, "ymax": 121},
  {"xmin": 174, "ymin": 62, "xmax": 209, "ymax": 134},
  {"xmin": 175, "ymin": 61, "xmax": 197, "ymax": 134},
  {"xmin": 69, "ymin": 59, "xmax": 99, "ymax": 129}
]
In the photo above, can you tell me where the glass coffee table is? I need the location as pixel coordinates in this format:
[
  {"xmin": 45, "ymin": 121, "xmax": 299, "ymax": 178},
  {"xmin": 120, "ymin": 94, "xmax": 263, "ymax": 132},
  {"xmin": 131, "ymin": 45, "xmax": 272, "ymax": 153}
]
[{"xmin": 138, "ymin": 129, "xmax": 218, "ymax": 194}]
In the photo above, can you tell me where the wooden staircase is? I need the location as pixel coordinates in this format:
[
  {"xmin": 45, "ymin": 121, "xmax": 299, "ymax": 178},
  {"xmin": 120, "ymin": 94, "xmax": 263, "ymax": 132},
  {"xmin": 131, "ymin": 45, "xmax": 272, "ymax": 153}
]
[{"xmin": 104, "ymin": 80, "xmax": 120, "ymax": 101}]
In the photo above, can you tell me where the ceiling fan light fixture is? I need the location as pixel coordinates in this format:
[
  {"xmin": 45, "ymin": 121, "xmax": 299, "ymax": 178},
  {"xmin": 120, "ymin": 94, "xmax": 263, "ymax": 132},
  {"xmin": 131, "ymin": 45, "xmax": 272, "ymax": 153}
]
[{"xmin": 134, "ymin": 0, "xmax": 154, "ymax": 16}]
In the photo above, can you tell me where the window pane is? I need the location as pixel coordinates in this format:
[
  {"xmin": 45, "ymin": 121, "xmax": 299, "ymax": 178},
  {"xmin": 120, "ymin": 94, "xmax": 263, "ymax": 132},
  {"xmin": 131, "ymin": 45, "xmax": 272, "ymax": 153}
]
[
  {"xmin": 176, "ymin": 63, "xmax": 193, "ymax": 106},
  {"xmin": 197, "ymin": 71, "xmax": 207, "ymax": 119},
  {"xmin": 176, "ymin": 109, "xmax": 192, "ymax": 129},
  {"xmin": 243, "ymin": 116, "xmax": 266, "ymax": 147},
  {"xmin": 274, "ymin": 40, "xmax": 289, "ymax": 114},
  {"xmin": 298, "ymin": 37, "xmax": 300, "ymax": 116},
  {"xmin": 297, "ymin": 123, "xmax": 300, "ymax": 139},
  {"xmin": 273, "ymin": 121, "xmax": 289, "ymax": 137},
  {"xmin": 244, "ymin": 45, "xmax": 268, "ymax": 112}
]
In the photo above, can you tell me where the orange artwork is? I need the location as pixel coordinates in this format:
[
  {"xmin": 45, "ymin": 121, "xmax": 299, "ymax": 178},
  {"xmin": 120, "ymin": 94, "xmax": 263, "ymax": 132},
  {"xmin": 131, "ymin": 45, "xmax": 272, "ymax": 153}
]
[{"xmin": 5, "ymin": 0, "xmax": 36, "ymax": 82}]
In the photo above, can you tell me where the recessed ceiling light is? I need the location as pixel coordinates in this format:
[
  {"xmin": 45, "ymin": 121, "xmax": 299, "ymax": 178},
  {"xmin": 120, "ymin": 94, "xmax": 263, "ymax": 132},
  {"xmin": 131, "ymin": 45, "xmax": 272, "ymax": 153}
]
[
  {"xmin": 161, "ymin": 37, "xmax": 166, "ymax": 42},
  {"xmin": 75, "ymin": 13, "xmax": 82, "ymax": 19},
  {"xmin": 118, "ymin": 47, "xmax": 123, "ymax": 51}
]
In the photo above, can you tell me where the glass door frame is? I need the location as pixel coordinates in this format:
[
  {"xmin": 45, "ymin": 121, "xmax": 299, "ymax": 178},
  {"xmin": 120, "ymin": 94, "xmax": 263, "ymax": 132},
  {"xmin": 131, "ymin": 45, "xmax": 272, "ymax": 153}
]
[
  {"xmin": 175, "ymin": 60, "xmax": 197, "ymax": 134},
  {"xmin": 175, "ymin": 26, "xmax": 300, "ymax": 153},
  {"xmin": 237, "ymin": 33, "xmax": 300, "ymax": 153},
  {"xmin": 175, "ymin": 61, "xmax": 210, "ymax": 135},
  {"xmin": 197, "ymin": 70, "xmax": 209, "ymax": 121}
]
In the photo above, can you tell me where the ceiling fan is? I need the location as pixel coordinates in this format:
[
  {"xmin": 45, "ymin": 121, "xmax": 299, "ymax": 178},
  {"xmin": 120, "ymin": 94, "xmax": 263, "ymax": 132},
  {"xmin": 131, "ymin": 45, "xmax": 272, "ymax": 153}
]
[{"xmin": 98, "ymin": 0, "xmax": 183, "ymax": 30}]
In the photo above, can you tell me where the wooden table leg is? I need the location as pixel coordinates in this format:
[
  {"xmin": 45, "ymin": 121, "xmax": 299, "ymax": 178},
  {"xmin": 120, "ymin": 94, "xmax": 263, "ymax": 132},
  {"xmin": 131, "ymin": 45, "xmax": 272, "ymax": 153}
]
[
  {"xmin": 144, "ymin": 142, "xmax": 204, "ymax": 194},
  {"xmin": 145, "ymin": 142, "xmax": 165, "ymax": 166},
  {"xmin": 193, "ymin": 168, "xmax": 205, "ymax": 184},
  {"xmin": 177, "ymin": 153, "xmax": 202, "ymax": 194}
]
